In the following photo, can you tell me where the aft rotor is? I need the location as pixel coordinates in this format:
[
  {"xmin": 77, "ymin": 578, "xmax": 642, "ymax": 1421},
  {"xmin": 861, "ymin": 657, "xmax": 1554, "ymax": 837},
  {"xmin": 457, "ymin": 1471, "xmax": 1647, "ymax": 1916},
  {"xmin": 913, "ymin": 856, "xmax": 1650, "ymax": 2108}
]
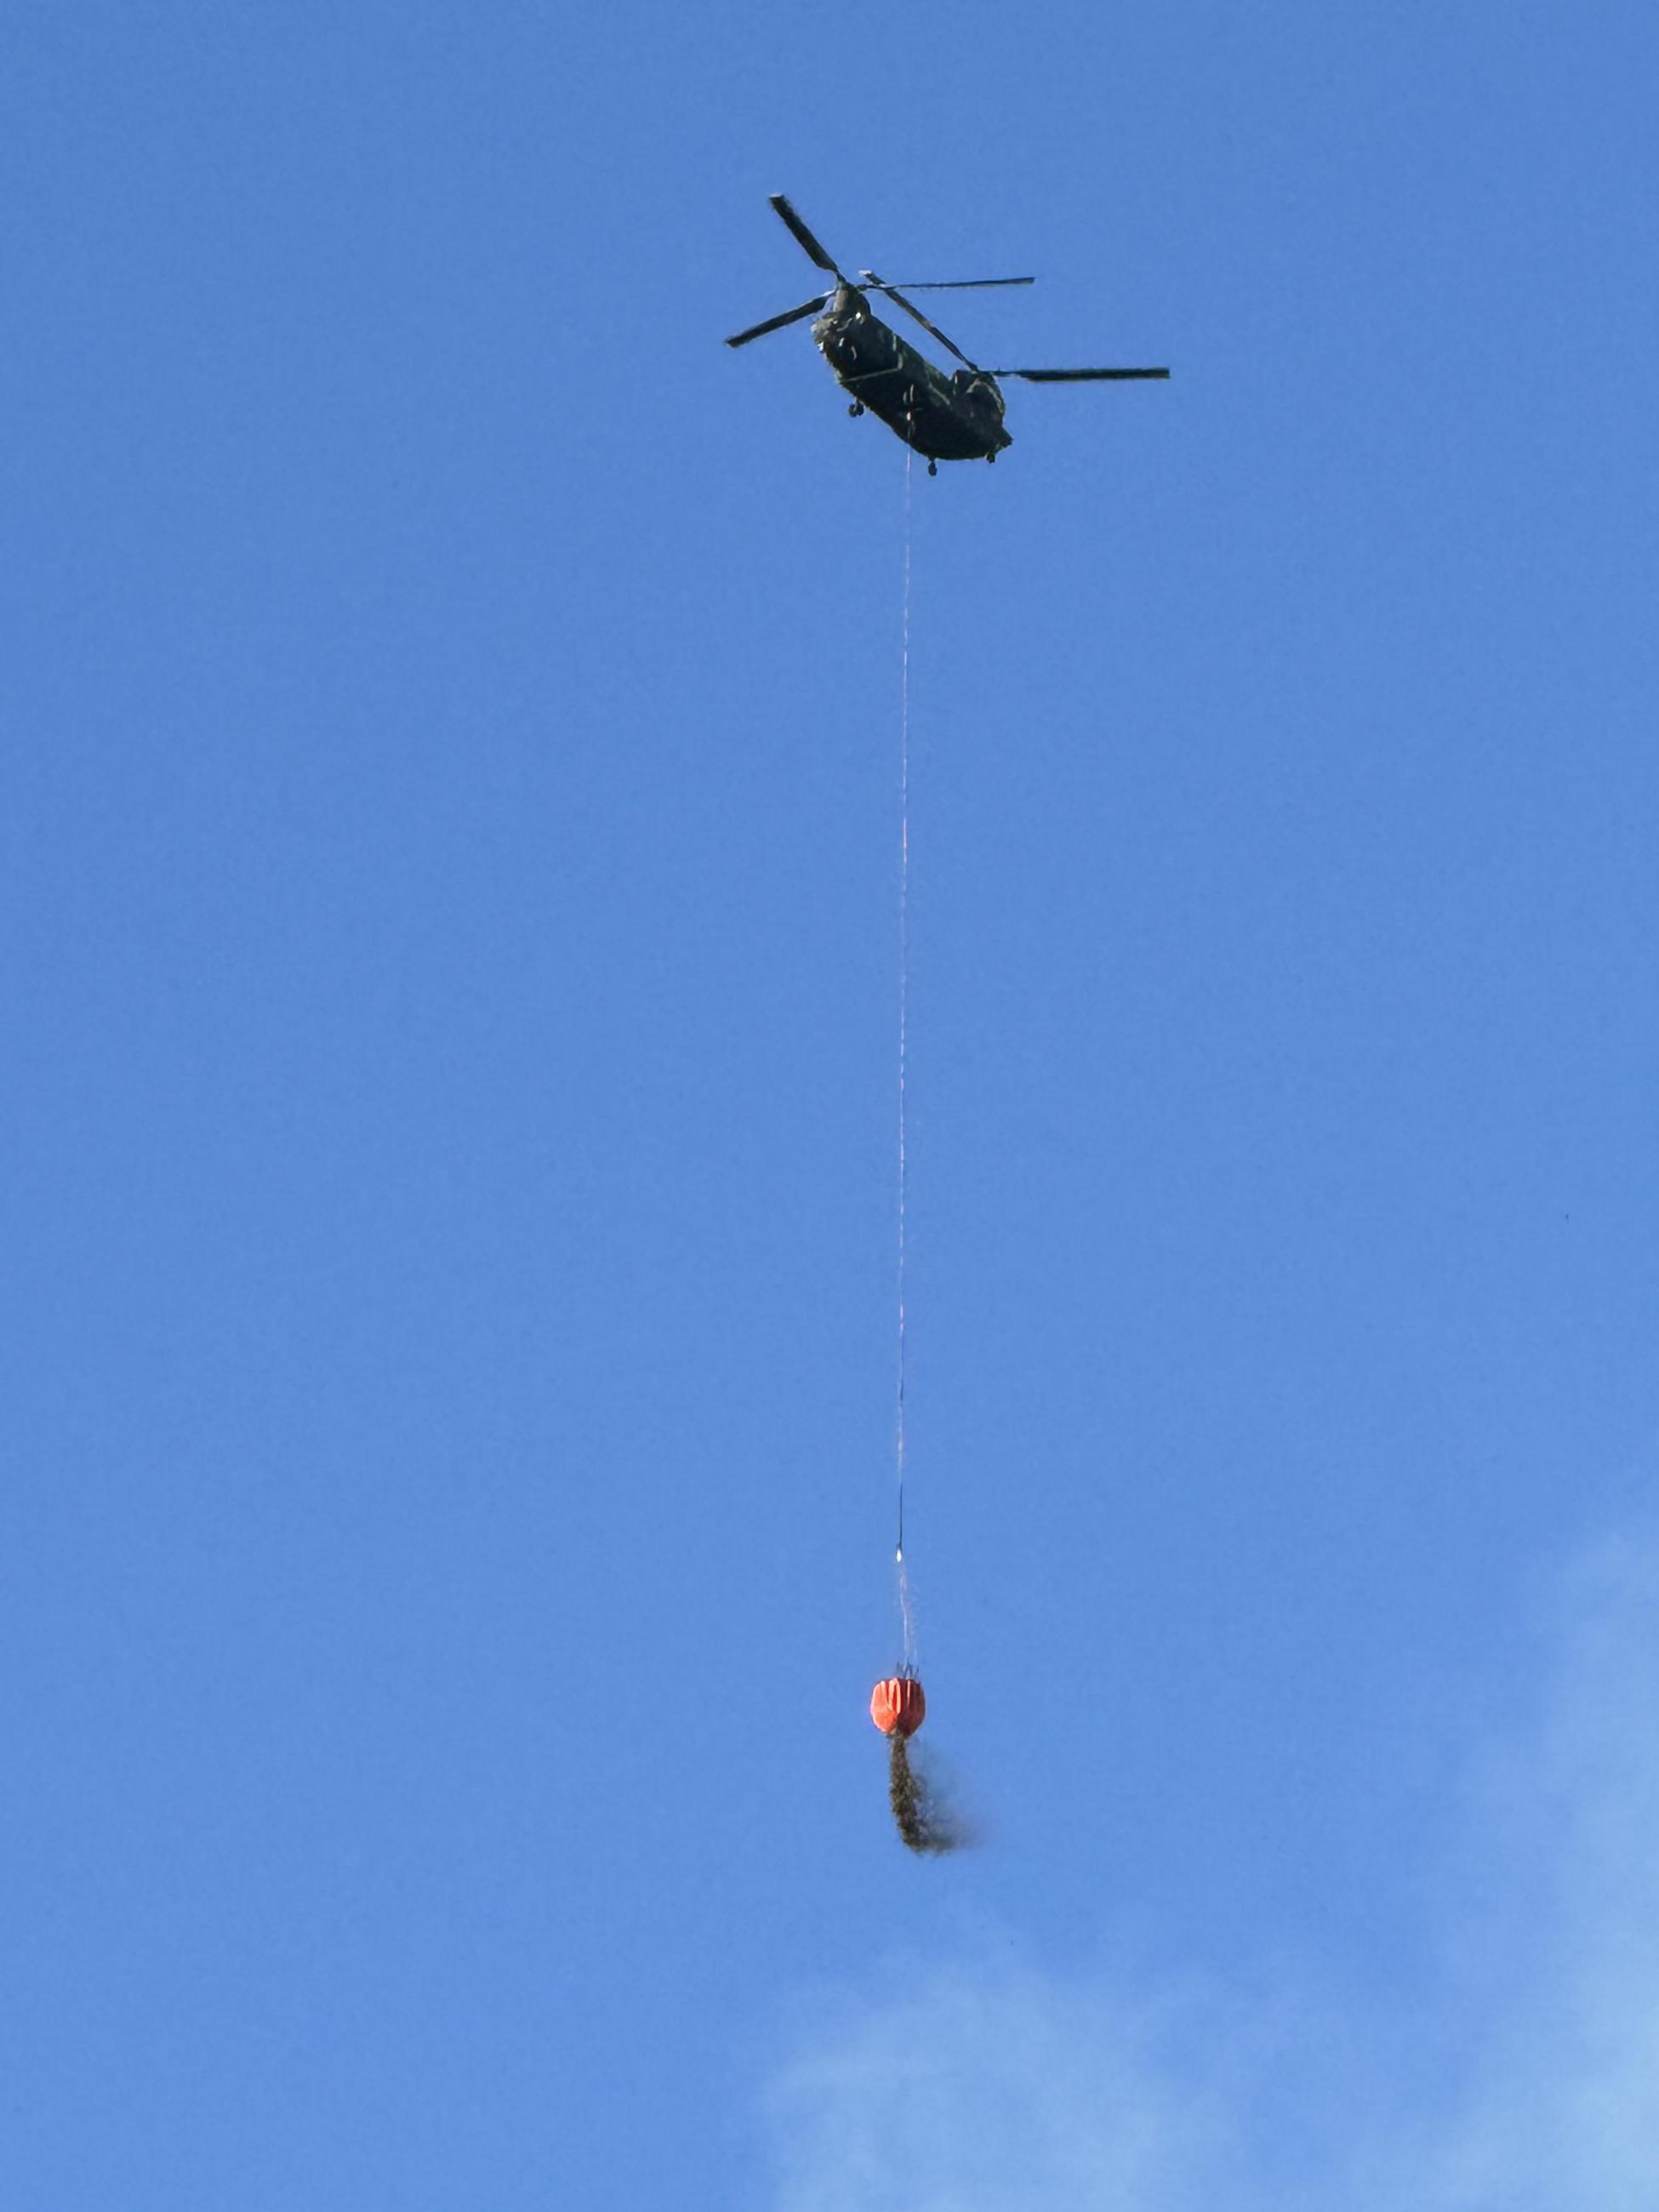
[{"xmin": 725, "ymin": 195, "xmax": 1036, "ymax": 356}]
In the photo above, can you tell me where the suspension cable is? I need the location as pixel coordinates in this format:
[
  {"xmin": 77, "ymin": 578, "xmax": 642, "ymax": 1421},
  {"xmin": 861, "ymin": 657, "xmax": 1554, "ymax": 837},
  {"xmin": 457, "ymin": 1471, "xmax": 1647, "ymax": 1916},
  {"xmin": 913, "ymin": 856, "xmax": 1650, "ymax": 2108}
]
[{"xmin": 896, "ymin": 441, "xmax": 916, "ymax": 1668}]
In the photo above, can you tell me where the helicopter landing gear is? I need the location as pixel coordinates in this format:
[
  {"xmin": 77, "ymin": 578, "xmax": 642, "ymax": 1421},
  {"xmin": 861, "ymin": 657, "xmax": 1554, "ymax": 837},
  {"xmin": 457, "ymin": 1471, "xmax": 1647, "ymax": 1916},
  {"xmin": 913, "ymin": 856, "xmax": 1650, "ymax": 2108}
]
[
  {"xmin": 927, "ymin": 459, "xmax": 938, "ymax": 477},
  {"xmin": 847, "ymin": 402, "xmax": 864, "ymax": 417}
]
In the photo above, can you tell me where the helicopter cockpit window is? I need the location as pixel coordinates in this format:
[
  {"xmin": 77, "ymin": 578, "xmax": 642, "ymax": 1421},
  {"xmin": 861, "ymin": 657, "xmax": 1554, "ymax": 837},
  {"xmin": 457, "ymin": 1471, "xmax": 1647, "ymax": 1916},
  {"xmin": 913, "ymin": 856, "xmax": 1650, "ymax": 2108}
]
[{"xmin": 952, "ymin": 371, "xmax": 1002, "ymax": 413}]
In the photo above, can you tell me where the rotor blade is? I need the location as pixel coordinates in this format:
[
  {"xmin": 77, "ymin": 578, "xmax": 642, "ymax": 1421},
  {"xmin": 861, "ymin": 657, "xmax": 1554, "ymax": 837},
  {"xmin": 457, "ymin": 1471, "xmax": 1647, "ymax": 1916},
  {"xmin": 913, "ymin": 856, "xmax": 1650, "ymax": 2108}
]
[
  {"xmin": 989, "ymin": 366, "xmax": 1172, "ymax": 382},
  {"xmin": 726, "ymin": 294, "xmax": 830, "ymax": 348},
  {"xmin": 863, "ymin": 271, "xmax": 978, "ymax": 370},
  {"xmin": 769, "ymin": 195, "xmax": 844, "ymax": 278},
  {"xmin": 861, "ymin": 275, "xmax": 1035, "ymax": 292}
]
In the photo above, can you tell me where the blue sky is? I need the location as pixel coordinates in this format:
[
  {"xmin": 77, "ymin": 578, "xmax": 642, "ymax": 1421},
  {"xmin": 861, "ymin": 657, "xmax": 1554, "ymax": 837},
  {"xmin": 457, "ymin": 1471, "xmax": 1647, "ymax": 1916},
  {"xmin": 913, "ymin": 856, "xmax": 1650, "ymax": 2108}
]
[{"xmin": 3, "ymin": 3, "xmax": 1657, "ymax": 2205}]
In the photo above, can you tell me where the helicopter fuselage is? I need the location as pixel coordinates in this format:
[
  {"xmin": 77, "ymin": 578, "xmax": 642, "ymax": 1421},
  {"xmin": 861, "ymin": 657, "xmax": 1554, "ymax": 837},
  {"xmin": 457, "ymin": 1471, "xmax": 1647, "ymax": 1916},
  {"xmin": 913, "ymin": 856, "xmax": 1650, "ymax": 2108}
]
[{"xmin": 812, "ymin": 286, "xmax": 1012, "ymax": 465}]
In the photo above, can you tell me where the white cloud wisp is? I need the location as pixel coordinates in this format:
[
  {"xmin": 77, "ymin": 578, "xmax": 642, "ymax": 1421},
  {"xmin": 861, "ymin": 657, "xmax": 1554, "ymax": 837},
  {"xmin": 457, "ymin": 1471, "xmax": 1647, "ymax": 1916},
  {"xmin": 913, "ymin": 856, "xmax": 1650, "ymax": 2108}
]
[{"xmin": 769, "ymin": 1535, "xmax": 1659, "ymax": 2211}]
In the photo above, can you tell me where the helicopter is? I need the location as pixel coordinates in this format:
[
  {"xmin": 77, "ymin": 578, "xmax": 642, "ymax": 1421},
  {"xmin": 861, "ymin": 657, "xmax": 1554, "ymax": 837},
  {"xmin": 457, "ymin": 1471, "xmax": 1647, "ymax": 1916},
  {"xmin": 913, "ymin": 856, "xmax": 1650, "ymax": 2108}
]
[{"xmin": 727, "ymin": 196, "xmax": 1169, "ymax": 472}]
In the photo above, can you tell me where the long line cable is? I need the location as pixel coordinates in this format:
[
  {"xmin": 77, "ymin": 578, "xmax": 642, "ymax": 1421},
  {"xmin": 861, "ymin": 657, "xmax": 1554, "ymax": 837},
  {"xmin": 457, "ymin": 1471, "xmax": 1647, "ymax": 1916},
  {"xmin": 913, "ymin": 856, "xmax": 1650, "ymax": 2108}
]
[{"xmin": 896, "ymin": 441, "xmax": 916, "ymax": 1669}]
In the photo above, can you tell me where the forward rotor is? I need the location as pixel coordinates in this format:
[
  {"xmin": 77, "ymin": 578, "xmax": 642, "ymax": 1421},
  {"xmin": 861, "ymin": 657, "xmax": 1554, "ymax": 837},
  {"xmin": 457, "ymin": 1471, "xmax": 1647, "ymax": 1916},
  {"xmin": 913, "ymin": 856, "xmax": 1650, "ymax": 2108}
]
[{"xmin": 983, "ymin": 366, "xmax": 1171, "ymax": 383}]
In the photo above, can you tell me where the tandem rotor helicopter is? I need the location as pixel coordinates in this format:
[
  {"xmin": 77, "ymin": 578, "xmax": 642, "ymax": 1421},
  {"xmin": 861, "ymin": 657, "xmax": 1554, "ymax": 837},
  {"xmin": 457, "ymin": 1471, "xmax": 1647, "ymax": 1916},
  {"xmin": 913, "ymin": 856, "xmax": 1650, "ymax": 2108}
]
[{"xmin": 727, "ymin": 195, "xmax": 1170, "ymax": 472}]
